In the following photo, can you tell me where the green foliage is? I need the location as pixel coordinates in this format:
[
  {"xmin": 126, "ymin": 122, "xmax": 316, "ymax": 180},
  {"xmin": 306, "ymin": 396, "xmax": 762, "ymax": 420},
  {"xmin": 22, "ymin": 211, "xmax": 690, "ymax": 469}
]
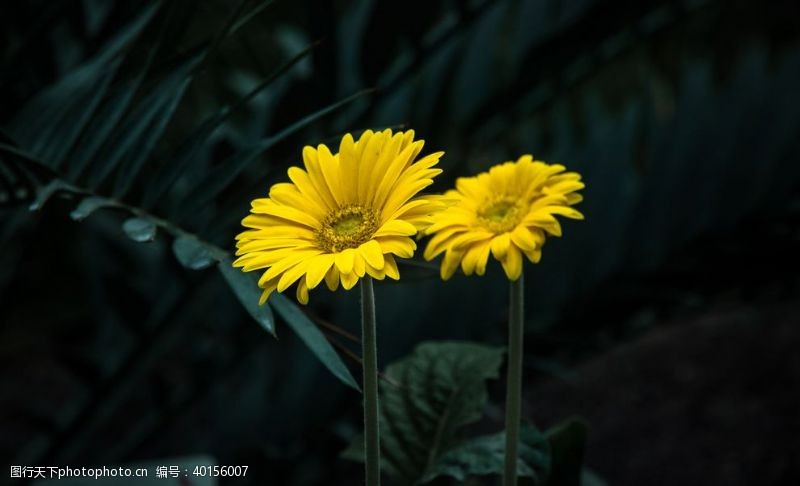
[
  {"xmin": 343, "ymin": 341, "xmax": 506, "ymax": 484},
  {"xmin": 270, "ymin": 294, "xmax": 359, "ymax": 391},
  {"xmin": 343, "ymin": 342, "xmax": 595, "ymax": 485},
  {"xmin": 218, "ymin": 258, "xmax": 276, "ymax": 336},
  {"xmin": 0, "ymin": 2, "xmax": 368, "ymax": 390},
  {"xmin": 424, "ymin": 425, "xmax": 550, "ymax": 484}
]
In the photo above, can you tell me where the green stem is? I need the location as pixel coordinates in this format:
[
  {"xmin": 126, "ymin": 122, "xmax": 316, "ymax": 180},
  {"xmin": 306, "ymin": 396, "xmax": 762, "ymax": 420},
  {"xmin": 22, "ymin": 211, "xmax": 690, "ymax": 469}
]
[
  {"xmin": 503, "ymin": 271, "xmax": 524, "ymax": 486},
  {"xmin": 361, "ymin": 277, "xmax": 381, "ymax": 486}
]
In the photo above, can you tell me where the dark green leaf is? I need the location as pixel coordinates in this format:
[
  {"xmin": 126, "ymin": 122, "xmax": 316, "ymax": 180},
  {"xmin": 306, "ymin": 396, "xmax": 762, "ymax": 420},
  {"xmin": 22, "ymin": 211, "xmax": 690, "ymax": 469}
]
[
  {"xmin": 28, "ymin": 180, "xmax": 72, "ymax": 211},
  {"xmin": 8, "ymin": 4, "xmax": 158, "ymax": 168},
  {"xmin": 70, "ymin": 196, "xmax": 121, "ymax": 221},
  {"xmin": 145, "ymin": 43, "xmax": 322, "ymax": 211},
  {"xmin": 422, "ymin": 424, "xmax": 551, "ymax": 484},
  {"xmin": 122, "ymin": 217, "xmax": 157, "ymax": 242},
  {"xmin": 544, "ymin": 417, "xmax": 589, "ymax": 486},
  {"xmin": 172, "ymin": 235, "xmax": 221, "ymax": 270},
  {"xmin": 68, "ymin": 3, "xmax": 175, "ymax": 181},
  {"xmin": 218, "ymin": 258, "xmax": 276, "ymax": 336},
  {"xmin": 185, "ymin": 89, "xmax": 373, "ymax": 212},
  {"xmin": 87, "ymin": 52, "xmax": 202, "ymax": 191},
  {"xmin": 230, "ymin": 0, "xmax": 276, "ymax": 35},
  {"xmin": 269, "ymin": 293, "xmax": 359, "ymax": 391},
  {"xmin": 342, "ymin": 341, "xmax": 505, "ymax": 485}
]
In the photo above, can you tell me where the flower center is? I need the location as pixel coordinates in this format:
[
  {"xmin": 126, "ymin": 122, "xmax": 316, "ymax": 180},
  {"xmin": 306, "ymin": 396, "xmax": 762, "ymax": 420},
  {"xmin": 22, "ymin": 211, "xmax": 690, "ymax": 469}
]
[
  {"xmin": 316, "ymin": 205, "xmax": 379, "ymax": 252},
  {"xmin": 477, "ymin": 197, "xmax": 524, "ymax": 233}
]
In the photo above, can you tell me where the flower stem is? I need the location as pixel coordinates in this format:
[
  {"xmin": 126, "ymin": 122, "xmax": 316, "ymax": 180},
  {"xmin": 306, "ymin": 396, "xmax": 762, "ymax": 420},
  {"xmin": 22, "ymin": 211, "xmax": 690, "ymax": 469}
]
[
  {"xmin": 503, "ymin": 271, "xmax": 524, "ymax": 486},
  {"xmin": 361, "ymin": 277, "xmax": 381, "ymax": 486}
]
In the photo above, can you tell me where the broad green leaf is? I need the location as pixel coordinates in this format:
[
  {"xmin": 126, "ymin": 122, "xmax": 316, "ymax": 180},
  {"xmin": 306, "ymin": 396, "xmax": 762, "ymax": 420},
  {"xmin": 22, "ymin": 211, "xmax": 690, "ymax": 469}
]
[
  {"xmin": 217, "ymin": 258, "xmax": 276, "ymax": 336},
  {"xmin": 422, "ymin": 424, "xmax": 551, "ymax": 484},
  {"xmin": 172, "ymin": 235, "xmax": 221, "ymax": 270},
  {"xmin": 544, "ymin": 417, "xmax": 589, "ymax": 486},
  {"xmin": 122, "ymin": 217, "xmax": 157, "ymax": 242},
  {"xmin": 269, "ymin": 293, "xmax": 359, "ymax": 391},
  {"xmin": 70, "ymin": 196, "xmax": 121, "ymax": 221},
  {"xmin": 342, "ymin": 341, "xmax": 505, "ymax": 485}
]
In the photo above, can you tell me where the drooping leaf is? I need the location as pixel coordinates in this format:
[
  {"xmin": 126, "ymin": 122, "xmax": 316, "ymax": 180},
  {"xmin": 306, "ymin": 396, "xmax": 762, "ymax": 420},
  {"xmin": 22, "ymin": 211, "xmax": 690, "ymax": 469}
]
[
  {"xmin": 544, "ymin": 417, "xmax": 589, "ymax": 486},
  {"xmin": 69, "ymin": 196, "xmax": 121, "ymax": 221},
  {"xmin": 172, "ymin": 235, "xmax": 222, "ymax": 270},
  {"xmin": 269, "ymin": 293, "xmax": 359, "ymax": 391},
  {"xmin": 122, "ymin": 217, "xmax": 157, "ymax": 242},
  {"xmin": 422, "ymin": 424, "xmax": 551, "ymax": 484},
  {"xmin": 342, "ymin": 341, "xmax": 505, "ymax": 484},
  {"xmin": 28, "ymin": 180, "xmax": 73, "ymax": 212},
  {"xmin": 217, "ymin": 258, "xmax": 276, "ymax": 336}
]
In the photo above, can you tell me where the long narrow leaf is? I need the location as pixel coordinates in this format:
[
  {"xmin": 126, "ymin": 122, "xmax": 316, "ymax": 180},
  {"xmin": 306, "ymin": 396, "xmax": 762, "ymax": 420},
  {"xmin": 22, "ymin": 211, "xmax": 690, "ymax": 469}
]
[
  {"xmin": 86, "ymin": 53, "xmax": 202, "ymax": 190},
  {"xmin": 270, "ymin": 294, "xmax": 360, "ymax": 391},
  {"xmin": 68, "ymin": 3, "xmax": 175, "ymax": 181},
  {"xmin": 142, "ymin": 43, "xmax": 322, "ymax": 210},
  {"xmin": 182, "ymin": 89, "xmax": 373, "ymax": 213},
  {"xmin": 231, "ymin": 0, "xmax": 276, "ymax": 35},
  {"xmin": 7, "ymin": 4, "xmax": 159, "ymax": 166}
]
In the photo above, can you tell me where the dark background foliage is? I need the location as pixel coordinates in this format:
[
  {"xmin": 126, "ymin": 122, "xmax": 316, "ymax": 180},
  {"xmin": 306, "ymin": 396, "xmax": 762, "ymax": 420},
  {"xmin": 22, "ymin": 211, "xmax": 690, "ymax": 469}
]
[{"xmin": 1, "ymin": 0, "xmax": 799, "ymax": 485}]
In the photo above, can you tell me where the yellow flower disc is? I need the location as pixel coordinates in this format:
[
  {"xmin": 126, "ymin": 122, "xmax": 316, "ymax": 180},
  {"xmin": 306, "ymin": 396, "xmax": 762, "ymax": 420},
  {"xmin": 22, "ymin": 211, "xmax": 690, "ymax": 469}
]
[
  {"xmin": 234, "ymin": 129, "xmax": 445, "ymax": 304},
  {"xmin": 424, "ymin": 155, "xmax": 584, "ymax": 281}
]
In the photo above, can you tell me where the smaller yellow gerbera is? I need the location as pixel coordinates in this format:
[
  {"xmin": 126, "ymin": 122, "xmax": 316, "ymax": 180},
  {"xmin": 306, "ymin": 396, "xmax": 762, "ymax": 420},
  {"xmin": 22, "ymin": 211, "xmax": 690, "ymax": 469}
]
[{"xmin": 424, "ymin": 155, "xmax": 584, "ymax": 281}]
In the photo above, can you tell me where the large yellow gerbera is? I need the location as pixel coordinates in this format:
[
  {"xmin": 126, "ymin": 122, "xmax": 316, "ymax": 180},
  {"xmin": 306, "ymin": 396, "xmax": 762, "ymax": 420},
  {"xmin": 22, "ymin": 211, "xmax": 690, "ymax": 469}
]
[
  {"xmin": 233, "ymin": 129, "xmax": 444, "ymax": 304},
  {"xmin": 424, "ymin": 155, "xmax": 584, "ymax": 281}
]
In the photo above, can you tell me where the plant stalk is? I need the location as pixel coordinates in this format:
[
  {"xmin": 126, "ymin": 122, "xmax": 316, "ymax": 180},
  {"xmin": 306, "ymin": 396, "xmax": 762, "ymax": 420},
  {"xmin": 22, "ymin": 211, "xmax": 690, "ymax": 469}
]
[
  {"xmin": 503, "ymin": 271, "xmax": 524, "ymax": 486},
  {"xmin": 361, "ymin": 277, "xmax": 381, "ymax": 486}
]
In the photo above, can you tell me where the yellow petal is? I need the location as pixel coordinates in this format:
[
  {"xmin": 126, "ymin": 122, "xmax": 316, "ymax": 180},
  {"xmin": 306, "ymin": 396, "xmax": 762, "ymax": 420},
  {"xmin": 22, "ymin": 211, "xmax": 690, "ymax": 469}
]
[
  {"xmin": 383, "ymin": 255, "xmax": 400, "ymax": 280},
  {"xmin": 303, "ymin": 145, "xmax": 338, "ymax": 209},
  {"xmin": 374, "ymin": 219, "xmax": 417, "ymax": 237},
  {"xmin": 340, "ymin": 270, "xmax": 359, "ymax": 290},
  {"xmin": 296, "ymin": 279, "xmax": 309, "ymax": 304},
  {"xmin": 353, "ymin": 251, "xmax": 366, "ymax": 277},
  {"xmin": 490, "ymin": 233, "xmax": 511, "ymax": 260},
  {"xmin": 461, "ymin": 239, "xmax": 491, "ymax": 276},
  {"xmin": 359, "ymin": 239, "xmax": 385, "ymax": 269},
  {"xmin": 334, "ymin": 248, "xmax": 356, "ymax": 274},
  {"xmin": 501, "ymin": 246, "xmax": 523, "ymax": 280},
  {"xmin": 258, "ymin": 278, "xmax": 279, "ymax": 305},
  {"xmin": 277, "ymin": 260, "xmax": 309, "ymax": 292},
  {"xmin": 324, "ymin": 266, "xmax": 340, "ymax": 291},
  {"xmin": 377, "ymin": 236, "xmax": 416, "ymax": 258},
  {"xmin": 365, "ymin": 262, "xmax": 387, "ymax": 280},
  {"xmin": 440, "ymin": 249, "xmax": 464, "ymax": 281},
  {"xmin": 339, "ymin": 133, "xmax": 359, "ymax": 202},
  {"xmin": 305, "ymin": 254, "xmax": 335, "ymax": 289},
  {"xmin": 510, "ymin": 225, "xmax": 537, "ymax": 251},
  {"xmin": 252, "ymin": 201, "xmax": 320, "ymax": 229},
  {"xmin": 317, "ymin": 144, "xmax": 343, "ymax": 205}
]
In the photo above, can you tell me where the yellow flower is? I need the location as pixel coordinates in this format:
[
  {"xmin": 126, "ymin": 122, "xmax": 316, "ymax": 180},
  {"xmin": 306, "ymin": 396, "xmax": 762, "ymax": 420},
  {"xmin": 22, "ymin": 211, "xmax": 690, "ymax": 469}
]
[
  {"xmin": 424, "ymin": 155, "xmax": 584, "ymax": 281},
  {"xmin": 233, "ymin": 129, "xmax": 444, "ymax": 304}
]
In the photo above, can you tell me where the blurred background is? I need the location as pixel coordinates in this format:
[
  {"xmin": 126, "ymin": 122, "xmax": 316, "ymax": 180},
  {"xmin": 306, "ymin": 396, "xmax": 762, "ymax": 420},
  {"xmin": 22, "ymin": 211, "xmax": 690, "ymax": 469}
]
[{"xmin": 1, "ymin": 0, "xmax": 799, "ymax": 485}]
